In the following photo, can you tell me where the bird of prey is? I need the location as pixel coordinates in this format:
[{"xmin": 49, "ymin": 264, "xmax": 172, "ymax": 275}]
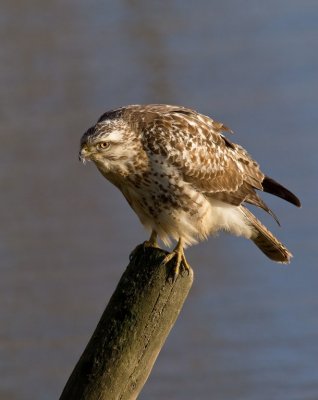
[{"xmin": 79, "ymin": 104, "xmax": 300, "ymax": 276}]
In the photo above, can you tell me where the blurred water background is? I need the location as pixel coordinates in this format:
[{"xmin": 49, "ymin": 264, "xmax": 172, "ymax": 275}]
[{"xmin": 1, "ymin": 1, "xmax": 317, "ymax": 399}]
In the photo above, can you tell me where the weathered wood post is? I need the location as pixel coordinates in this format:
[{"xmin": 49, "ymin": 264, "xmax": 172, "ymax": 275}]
[{"xmin": 59, "ymin": 244, "xmax": 193, "ymax": 400}]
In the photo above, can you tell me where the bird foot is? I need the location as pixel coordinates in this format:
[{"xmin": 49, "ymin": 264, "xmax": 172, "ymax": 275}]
[
  {"xmin": 145, "ymin": 230, "xmax": 159, "ymax": 248},
  {"xmin": 129, "ymin": 238, "xmax": 159, "ymax": 261},
  {"xmin": 160, "ymin": 247, "xmax": 191, "ymax": 283},
  {"xmin": 143, "ymin": 238, "xmax": 159, "ymax": 249}
]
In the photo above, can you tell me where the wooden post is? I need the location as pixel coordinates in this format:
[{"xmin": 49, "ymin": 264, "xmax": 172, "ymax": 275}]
[{"xmin": 59, "ymin": 244, "xmax": 193, "ymax": 400}]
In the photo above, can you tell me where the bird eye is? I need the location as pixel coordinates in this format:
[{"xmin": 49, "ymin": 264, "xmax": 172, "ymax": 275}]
[{"xmin": 97, "ymin": 142, "xmax": 110, "ymax": 150}]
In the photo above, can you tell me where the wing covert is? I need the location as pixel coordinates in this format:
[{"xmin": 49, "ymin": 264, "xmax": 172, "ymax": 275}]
[{"xmin": 137, "ymin": 106, "xmax": 264, "ymax": 204}]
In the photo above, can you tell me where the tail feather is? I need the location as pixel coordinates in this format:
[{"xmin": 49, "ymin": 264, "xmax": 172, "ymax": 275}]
[
  {"xmin": 262, "ymin": 176, "xmax": 301, "ymax": 207},
  {"xmin": 241, "ymin": 206, "xmax": 292, "ymax": 263}
]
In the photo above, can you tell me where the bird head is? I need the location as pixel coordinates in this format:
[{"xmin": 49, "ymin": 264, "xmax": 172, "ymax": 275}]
[{"xmin": 79, "ymin": 112, "xmax": 135, "ymax": 174}]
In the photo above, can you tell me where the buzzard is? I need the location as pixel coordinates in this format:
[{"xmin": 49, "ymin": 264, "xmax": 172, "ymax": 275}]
[{"xmin": 79, "ymin": 104, "xmax": 300, "ymax": 276}]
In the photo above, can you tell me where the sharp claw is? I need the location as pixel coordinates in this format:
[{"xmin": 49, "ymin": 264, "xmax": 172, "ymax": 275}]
[
  {"xmin": 160, "ymin": 239, "xmax": 191, "ymax": 283},
  {"xmin": 131, "ymin": 237, "xmax": 191, "ymax": 283}
]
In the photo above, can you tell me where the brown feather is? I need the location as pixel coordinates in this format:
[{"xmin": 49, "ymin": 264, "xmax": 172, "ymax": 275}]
[
  {"xmin": 262, "ymin": 176, "xmax": 301, "ymax": 207},
  {"xmin": 241, "ymin": 207, "xmax": 292, "ymax": 263},
  {"xmin": 81, "ymin": 103, "xmax": 300, "ymax": 264}
]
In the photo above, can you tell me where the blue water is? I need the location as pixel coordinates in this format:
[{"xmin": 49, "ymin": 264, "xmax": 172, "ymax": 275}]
[{"xmin": 1, "ymin": 1, "xmax": 317, "ymax": 399}]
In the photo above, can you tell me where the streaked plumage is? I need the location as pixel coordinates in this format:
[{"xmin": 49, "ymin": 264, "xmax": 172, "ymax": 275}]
[{"xmin": 80, "ymin": 104, "xmax": 300, "ymax": 272}]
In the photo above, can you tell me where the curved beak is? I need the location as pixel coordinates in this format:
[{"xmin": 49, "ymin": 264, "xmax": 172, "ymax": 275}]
[{"xmin": 79, "ymin": 145, "xmax": 90, "ymax": 164}]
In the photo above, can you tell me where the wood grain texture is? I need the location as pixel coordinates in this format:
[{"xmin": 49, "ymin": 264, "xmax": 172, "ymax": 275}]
[{"xmin": 59, "ymin": 245, "xmax": 193, "ymax": 400}]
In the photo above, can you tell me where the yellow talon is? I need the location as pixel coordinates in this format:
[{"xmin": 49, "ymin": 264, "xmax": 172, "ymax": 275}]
[
  {"xmin": 144, "ymin": 230, "xmax": 159, "ymax": 248},
  {"xmin": 160, "ymin": 238, "xmax": 191, "ymax": 282},
  {"xmin": 129, "ymin": 230, "xmax": 159, "ymax": 261}
]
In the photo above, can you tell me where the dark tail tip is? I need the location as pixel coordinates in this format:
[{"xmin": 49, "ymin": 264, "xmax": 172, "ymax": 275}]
[{"xmin": 262, "ymin": 176, "xmax": 301, "ymax": 207}]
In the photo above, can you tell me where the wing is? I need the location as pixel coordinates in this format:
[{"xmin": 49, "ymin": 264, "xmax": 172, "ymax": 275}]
[{"xmin": 129, "ymin": 104, "xmax": 279, "ymax": 222}]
